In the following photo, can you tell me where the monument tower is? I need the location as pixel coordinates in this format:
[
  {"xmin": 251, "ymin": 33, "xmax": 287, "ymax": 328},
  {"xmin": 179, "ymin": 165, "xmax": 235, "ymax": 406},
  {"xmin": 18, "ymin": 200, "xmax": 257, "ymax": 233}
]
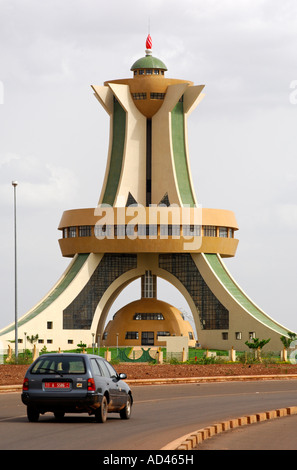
[{"xmin": 0, "ymin": 35, "xmax": 291, "ymax": 351}]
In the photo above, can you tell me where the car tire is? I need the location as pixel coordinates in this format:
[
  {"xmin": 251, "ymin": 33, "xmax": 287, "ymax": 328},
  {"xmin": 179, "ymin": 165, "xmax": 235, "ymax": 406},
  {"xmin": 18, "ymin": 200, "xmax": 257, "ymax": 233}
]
[
  {"xmin": 27, "ymin": 406, "xmax": 40, "ymax": 422},
  {"xmin": 95, "ymin": 395, "xmax": 108, "ymax": 423},
  {"xmin": 120, "ymin": 395, "xmax": 132, "ymax": 420}
]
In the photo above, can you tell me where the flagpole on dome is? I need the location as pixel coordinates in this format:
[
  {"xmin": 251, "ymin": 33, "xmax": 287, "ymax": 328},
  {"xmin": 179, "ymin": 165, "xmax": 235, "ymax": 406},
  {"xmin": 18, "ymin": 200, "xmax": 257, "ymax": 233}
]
[{"xmin": 145, "ymin": 33, "xmax": 152, "ymax": 56}]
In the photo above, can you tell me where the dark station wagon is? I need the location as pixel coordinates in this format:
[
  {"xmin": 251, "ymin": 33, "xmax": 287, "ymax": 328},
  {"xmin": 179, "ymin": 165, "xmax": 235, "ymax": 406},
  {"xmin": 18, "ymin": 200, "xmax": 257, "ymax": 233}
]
[{"xmin": 21, "ymin": 353, "xmax": 133, "ymax": 423}]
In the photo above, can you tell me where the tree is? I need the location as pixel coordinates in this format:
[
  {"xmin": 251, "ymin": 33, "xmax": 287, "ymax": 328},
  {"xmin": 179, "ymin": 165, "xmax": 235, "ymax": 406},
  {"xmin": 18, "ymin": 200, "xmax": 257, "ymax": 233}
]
[
  {"xmin": 245, "ymin": 337, "xmax": 270, "ymax": 350},
  {"xmin": 77, "ymin": 341, "xmax": 87, "ymax": 353},
  {"xmin": 26, "ymin": 334, "xmax": 39, "ymax": 345},
  {"xmin": 245, "ymin": 337, "xmax": 270, "ymax": 362},
  {"xmin": 280, "ymin": 332, "xmax": 297, "ymax": 349}
]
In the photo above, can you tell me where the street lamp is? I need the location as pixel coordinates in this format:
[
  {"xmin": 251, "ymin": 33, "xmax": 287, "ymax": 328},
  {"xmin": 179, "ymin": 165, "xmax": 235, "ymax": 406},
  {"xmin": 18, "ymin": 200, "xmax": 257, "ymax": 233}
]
[
  {"xmin": 97, "ymin": 334, "xmax": 100, "ymax": 357},
  {"xmin": 12, "ymin": 181, "xmax": 18, "ymax": 359}
]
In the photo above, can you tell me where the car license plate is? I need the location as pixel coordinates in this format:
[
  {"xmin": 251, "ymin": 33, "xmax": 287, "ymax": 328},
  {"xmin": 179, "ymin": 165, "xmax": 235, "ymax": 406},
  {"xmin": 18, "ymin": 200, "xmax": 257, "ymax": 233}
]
[{"xmin": 44, "ymin": 382, "xmax": 70, "ymax": 389}]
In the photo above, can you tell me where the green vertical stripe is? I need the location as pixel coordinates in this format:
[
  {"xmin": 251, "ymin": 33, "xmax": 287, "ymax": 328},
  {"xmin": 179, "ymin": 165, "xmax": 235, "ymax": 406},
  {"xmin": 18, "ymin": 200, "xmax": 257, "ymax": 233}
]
[
  {"xmin": 102, "ymin": 100, "xmax": 126, "ymax": 206},
  {"xmin": 171, "ymin": 101, "xmax": 195, "ymax": 206}
]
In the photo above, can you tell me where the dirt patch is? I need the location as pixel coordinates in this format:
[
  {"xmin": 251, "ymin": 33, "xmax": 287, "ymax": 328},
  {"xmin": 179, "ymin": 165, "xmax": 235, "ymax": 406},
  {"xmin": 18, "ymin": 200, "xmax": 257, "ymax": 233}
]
[
  {"xmin": 1, "ymin": 363, "xmax": 297, "ymax": 386},
  {"xmin": 116, "ymin": 363, "xmax": 297, "ymax": 380}
]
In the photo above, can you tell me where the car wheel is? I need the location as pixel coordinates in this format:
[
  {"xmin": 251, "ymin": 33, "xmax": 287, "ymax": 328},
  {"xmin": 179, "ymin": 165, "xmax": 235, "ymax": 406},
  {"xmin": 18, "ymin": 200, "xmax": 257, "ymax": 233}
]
[
  {"xmin": 120, "ymin": 395, "xmax": 132, "ymax": 420},
  {"xmin": 54, "ymin": 411, "xmax": 65, "ymax": 421},
  {"xmin": 95, "ymin": 395, "xmax": 108, "ymax": 423},
  {"xmin": 27, "ymin": 406, "xmax": 40, "ymax": 422}
]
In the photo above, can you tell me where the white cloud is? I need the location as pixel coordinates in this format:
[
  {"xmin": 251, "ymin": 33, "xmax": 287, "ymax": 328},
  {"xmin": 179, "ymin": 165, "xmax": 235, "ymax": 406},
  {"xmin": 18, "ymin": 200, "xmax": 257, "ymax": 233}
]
[
  {"xmin": 0, "ymin": 153, "xmax": 79, "ymax": 207},
  {"xmin": 276, "ymin": 204, "xmax": 297, "ymax": 229}
]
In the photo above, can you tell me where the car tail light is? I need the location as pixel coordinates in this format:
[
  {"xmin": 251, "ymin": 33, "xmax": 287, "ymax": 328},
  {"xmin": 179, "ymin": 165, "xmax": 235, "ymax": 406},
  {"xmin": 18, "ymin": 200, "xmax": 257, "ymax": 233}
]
[
  {"xmin": 87, "ymin": 378, "xmax": 96, "ymax": 391},
  {"xmin": 23, "ymin": 378, "xmax": 29, "ymax": 391}
]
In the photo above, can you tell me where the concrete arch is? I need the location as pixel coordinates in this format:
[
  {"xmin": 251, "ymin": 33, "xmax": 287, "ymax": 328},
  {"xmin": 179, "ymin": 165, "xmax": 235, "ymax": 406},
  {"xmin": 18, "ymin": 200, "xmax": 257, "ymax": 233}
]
[{"xmin": 90, "ymin": 253, "xmax": 202, "ymax": 342}]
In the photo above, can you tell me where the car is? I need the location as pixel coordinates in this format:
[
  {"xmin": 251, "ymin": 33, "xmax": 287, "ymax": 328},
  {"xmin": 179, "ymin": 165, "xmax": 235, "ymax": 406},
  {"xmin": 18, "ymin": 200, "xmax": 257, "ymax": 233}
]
[{"xmin": 21, "ymin": 353, "xmax": 133, "ymax": 423}]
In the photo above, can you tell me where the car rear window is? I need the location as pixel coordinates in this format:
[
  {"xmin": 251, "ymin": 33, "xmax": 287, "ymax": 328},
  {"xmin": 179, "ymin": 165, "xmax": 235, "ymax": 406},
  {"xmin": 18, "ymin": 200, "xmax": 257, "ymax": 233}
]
[{"xmin": 31, "ymin": 356, "xmax": 86, "ymax": 375}]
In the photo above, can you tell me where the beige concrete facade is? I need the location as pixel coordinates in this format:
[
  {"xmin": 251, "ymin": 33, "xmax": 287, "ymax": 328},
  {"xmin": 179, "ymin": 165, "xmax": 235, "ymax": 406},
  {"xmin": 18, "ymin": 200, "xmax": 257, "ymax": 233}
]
[
  {"xmin": 0, "ymin": 37, "xmax": 293, "ymax": 356},
  {"xmin": 92, "ymin": 83, "xmax": 147, "ymax": 207}
]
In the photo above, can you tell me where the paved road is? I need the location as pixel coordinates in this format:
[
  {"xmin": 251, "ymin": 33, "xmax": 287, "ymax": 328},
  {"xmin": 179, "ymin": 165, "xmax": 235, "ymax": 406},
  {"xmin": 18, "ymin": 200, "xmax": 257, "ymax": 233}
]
[{"xmin": 1, "ymin": 380, "xmax": 297, "ymax": 450}]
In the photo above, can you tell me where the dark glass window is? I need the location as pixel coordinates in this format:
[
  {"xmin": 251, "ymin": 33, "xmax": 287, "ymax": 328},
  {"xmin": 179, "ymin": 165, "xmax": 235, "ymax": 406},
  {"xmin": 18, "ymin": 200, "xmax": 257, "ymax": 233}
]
[
  {"xmin": 183, "ymin": 225, "xmax": 201, "ymax": 236},
  {"xmin": 150, "ymin": 92, "xmax": 165, "ymax": 100},
  {"xmin": 142, "ymin": 331, "xmax": 154, "ymax": 345},
  {"xmin": 79, "ymin": 225, "xmax": 91, "ymax": 237},
  {"xmin": 134, "ymin": 313, "xmax": 164, "ymax": 320},
  {"xmin": 31, "ymin": 356, "xmax": 86, "ymax": 374},
  {"xmin": 69, "ymin": 226, "xmax": 77, "ymax": 238},
  {"xmin": 203, "ymin": 226, "xmax": 216, "ymax": 237},
  {"xmin": 132, "ymin": 92, "xmax": 147, "ymax": 100},
  {"xmin": 125, "ymin": 331, "xmax": 139, "ymax": 340},
  {"xmin": 63, "ymin": 254, "xmax": 137, "ymax": 329},
  {"xmin": 159, "ymin": 254, "xmax": 229, "ymax": 330},
  {"xmin": 219, "ymin": 227, "xmax": 228, "ymax": 238}
]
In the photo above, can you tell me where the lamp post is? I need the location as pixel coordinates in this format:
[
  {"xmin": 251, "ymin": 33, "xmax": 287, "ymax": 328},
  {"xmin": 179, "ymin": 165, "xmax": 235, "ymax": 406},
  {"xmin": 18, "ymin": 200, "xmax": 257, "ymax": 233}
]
[
  {"xmin": 12, "ymin": 181, "xmax": 18, "ymax": 359},
  {"xmin": 97, "ymin": 334, "xmax": 100, "ymax": 357}
]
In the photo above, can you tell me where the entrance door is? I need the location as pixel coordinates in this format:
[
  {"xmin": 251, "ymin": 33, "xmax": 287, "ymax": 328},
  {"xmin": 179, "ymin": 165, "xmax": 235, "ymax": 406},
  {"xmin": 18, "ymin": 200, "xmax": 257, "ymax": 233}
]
[{"xmin": 141, "ymin": 331, "xmax": 154, "ymax": 346}]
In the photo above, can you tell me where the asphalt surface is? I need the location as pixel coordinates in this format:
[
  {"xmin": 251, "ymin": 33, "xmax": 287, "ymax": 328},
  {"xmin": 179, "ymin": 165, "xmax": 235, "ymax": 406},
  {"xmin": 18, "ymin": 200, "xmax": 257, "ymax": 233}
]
[{"xmin": 1, "ymin": 380, "xmax": 297, "ymax": 450}]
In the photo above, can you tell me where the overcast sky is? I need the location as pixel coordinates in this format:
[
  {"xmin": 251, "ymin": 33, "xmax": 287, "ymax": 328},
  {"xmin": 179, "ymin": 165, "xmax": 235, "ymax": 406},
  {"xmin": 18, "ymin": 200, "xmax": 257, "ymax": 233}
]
[{"xmin": 0, "ymin": 0, "xmax": 296, "ymax": 337}]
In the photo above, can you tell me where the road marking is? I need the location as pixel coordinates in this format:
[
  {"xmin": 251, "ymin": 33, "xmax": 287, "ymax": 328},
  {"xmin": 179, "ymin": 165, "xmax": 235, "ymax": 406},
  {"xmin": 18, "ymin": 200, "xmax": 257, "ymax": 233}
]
[{"xmin": 0, "ymin": 415, "xmax": 27, "ymax": 422}]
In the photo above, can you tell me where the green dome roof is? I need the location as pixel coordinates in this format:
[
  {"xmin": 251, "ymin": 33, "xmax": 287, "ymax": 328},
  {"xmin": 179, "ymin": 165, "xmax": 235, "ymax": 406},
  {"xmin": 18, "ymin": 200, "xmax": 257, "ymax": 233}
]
[{"xmin": 131, "ymin": 54, "xmax": 167, "ymax": 71}]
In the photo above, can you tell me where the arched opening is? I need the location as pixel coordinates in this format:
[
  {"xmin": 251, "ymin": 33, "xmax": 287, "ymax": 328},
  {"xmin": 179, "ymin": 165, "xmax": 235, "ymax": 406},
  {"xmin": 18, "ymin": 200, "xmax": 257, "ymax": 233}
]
[{"xmin": 100, "ymin": 276, "xmax": 198, "ymax": 348}]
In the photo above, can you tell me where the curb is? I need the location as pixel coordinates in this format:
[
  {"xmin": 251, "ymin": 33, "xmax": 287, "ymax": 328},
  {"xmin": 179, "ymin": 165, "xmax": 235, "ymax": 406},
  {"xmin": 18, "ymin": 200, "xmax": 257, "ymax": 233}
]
[
  {"xmin": 125, "ymin": 374, "xmax": 297, "ymax": 386},
  {"xmin": 162, "ymin": 406, "xmax": 297, "ymax": 450},
  {"xmin": 0, "ymin": 385, "xmax": 22, "ymax": 392},
  {"xmin": 1, "ymin": 374, "xmax": 297, "ymax": 391}
]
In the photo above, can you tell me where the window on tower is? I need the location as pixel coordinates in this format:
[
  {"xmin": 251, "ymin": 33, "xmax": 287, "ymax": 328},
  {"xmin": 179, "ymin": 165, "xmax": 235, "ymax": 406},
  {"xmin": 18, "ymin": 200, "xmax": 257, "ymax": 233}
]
[
  {"xmin": 79, "ymin": 226, "xmax": 91, "ymax": 237},
  {"xmin": 150, "ymin": 92, "xmax": 165, "ymax": 100},
  {"xmin": 69, "ymin": 226, "xmax": 77, "ymax": 238},
  {"xmin": 132, "ymin": 92, "xmax": 147, "ymax": 100},
  {"xmin": 219, "ymin": 227, "xmax": 228, "ymax": 238},
  {"xmin": 203, "ymin": 226, "xmax": 216, "ymax": 237}
]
